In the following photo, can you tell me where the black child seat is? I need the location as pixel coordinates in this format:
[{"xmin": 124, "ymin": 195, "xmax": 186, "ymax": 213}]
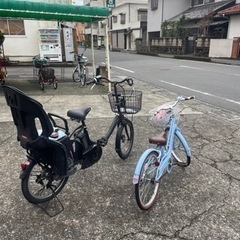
[{"xmin": 2, "ymin": 85, "xmax": 73, "ymax": 178}]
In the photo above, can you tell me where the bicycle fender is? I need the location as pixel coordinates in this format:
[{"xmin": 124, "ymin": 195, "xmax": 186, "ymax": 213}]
[
  {"xmin": 175, "ymin": 129, "xmax": 191, "ymax": 157},
  {"xmin": 19, "ymin": 159, "xmax": 33, "ymax": 179},
  {"xmin": 133, "ymin": 148, "xmax": 160, "ymax": 184}
]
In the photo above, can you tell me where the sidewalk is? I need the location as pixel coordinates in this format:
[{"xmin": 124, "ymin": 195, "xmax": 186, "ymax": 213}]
[{"xmin": 0, "ymin": 66, "xmax": 240, "ymax": 239}]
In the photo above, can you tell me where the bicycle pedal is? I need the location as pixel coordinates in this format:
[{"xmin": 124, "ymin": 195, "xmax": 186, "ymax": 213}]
[{"xmin": 99, "ymin": 138, "xmax": 107, "ymax": 146}]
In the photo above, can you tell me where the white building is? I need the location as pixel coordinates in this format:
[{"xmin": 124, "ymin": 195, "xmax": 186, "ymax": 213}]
[
  {"xmin": 109, "ymin": 0, "xmax": 148, "ymax": 50},
  {"xmin": 147, "ymin": 0, "xmax": 190, "ymax": 41},
  {"xmin": 210, "ymin": 0, "xmax": 240, "ymax": 58},
  {"xmin": 1, "ymin": 0, "xmax": 77, "ymax": 62}
]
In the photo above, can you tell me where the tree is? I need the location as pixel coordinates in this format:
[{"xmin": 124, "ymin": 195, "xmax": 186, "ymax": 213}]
[{"xmin": 161, "ymin": 16, "xmax": 188, "ymax": 38}]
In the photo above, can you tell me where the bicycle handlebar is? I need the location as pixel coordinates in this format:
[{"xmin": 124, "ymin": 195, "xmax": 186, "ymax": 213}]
[
  {"xmin": 170, "ymin": 95, "xmax": 195, "ymax": 109},
  {"xmin": 86, "ymin": 75, "xmax": 134, "ymax": 90},
  {"xmin": 183, "ymin": 96, "xmax": 195, "ymax": 101}
]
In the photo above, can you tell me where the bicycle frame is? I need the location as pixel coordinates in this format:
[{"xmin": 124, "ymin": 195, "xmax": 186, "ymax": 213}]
[
  {"xmin": 100, "ymin": 113, "xmax": 127, "ymax": 146},
  {"xmin": 133, "ymin": 115, "xmax": 191, "ymax": 184}
]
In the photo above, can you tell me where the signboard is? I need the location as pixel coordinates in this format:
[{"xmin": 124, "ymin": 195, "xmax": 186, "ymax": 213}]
[
  {"xmin": 72, "ymin": 0, "xmax": 84, "ymax": 5},
  {"xmin": 106, "ymin": 0, "xmax": 115, "ymax": 8}
]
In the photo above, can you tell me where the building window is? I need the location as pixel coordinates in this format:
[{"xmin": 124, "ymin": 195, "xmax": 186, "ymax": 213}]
[
  {"xmin": 151, "ymin": 0, "xmax": 158, "ymax": 10},
  {"xmin": 0, "ymin": 20, "xmax": 25, "ymax": 35},
  {"xmin": 205, "ymin": 0, "xmax": 214, "ymax": 3},
  {"xmin": 138, "ymin": 9, "xmax": 147, "ymax": 21},
  {"xmin": 120, "ymin": 13, "xmax": 126, "ymax": 24},
  {"xmin": 193, "ymin": 0, "xmax": 203, "ymax": 6},
  {"xmin": 112, "ymin": 15, "xmax": 117, "ymax": 23}
]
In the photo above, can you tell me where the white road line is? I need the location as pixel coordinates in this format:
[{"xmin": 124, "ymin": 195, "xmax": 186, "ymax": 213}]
[
  {"xmin": 180, "ymin": 65, "xmax": 204, "ymax": 70},
  {"xmin": 160, "ymin": 80, "xmax": 240, "ymax": 105},
  {"xmin": 180, "ymin": 65, "xmax": 240, "ymax": 77},
  {"xmin": 100, "ymin": 62, "xmax": 135, "ymax": 73},
  {"xmin": 110, "ymin": 65, "xmax": 135, "ymax": 73}
]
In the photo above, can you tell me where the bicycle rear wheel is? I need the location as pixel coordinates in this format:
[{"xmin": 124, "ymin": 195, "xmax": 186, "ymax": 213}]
[
  {"xmin": 115, "ymin": 119, "xmax": 134, "ymax": 159},
  {"xmin": 172, "ymin": 133, "xmax": 191, "ymax": 167},
  {"xmin": 135, "ymin": 151, "xmax": 159, "ymax": 210},
  {"xmin": 21, "ymin": 161, "xmax": 68, "ymax": 204}
]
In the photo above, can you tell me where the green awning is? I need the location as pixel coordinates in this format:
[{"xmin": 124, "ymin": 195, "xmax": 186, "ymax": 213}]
[{"xmin": 0, "ymin": 0, "xmax": 109, "ymax": 22}]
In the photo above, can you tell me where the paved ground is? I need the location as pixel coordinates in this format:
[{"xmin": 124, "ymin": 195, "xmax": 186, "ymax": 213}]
[{"xmin": 0, "ymin": 64, "xmax": 239, "ymax": 239}]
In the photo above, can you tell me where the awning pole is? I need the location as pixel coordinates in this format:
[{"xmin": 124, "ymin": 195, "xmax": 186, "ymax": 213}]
[
  {"xmin": 104, "ymin": 18, "xmax": 111, "ymax": 92},
  {"xmin": 91, "ymin": 21, "xmax": 96, "ymax": 77}
]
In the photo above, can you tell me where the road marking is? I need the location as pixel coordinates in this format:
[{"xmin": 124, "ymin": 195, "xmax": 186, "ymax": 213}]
[
  {"xmin": 160, "ymin": 80, "xmax": 240, "ymax": 105},
  {"xmin": 180, "ymin": 65, "xmax": 240, "ymax": 77},
  {"xmin": 180, "ymin": 65, "xmax": 204, "ymax": 70},
  {"xmin": 100, "ymin": 62, "xmax": 135, "ymax": 73},
  {"xmin": 110, "ymin": 65, "xmax": 135, "ymax": 73}
]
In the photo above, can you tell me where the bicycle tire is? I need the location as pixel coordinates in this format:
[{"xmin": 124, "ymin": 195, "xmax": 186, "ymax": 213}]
[
  {"xmin": 39, "ymin": 74, "xmax": 44, "ymax": 91},
  {"xmin": 172, "ymin": 133, "xmax": 191, "ymax": 167},
  {"xmin": 21, "ymin": 161, "xmax": 68, "ymax": 204},
  {"xmin": 72, "ymin": 66, "xmax": 81, "ymax": 83},
  {"xmin": 81, "ymin": 74, "xmax": 86, "ymax": 86},
  {"xmin": 135, "ymin": 151, "xmax": 160, "ymax": 210},
  {"xmin": 79, "ymin": 65, "xmax": 86, "ymax": 86},
  {"xmin": 115, "ymin": 119, "xmax": 134, "ymax": 159},
  {"xmin": 73, "ymin": 65, "xmax": 86, "ymax": 86}
]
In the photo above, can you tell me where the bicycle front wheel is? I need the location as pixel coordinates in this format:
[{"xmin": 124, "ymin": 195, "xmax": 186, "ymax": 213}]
[
  {"xmin": 39, "ymin": 75, "xmax": 44, "ymax": 91},
  {"xmin": 115, "ymin": 119, "xmax": 134, "ymax": 159},
  {"xmin": 72, "ymin": 65, "xmax": 86, "ymax": 86},
  {"xmin": 21, "ymin": 161, "xmax": 68, "ymax": 204},
  {"xmin": 135, "ymin": 151, "xmax": 160, "ymax": 210},
  {"xmin": 172, "ymin": 133, "xmax": 191, "ymax": 167}
]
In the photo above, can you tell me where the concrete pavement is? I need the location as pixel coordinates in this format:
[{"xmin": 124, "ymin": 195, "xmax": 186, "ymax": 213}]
[{"xmin": 0, "ymin": 65, "xmax": 239, "ymax": 239}]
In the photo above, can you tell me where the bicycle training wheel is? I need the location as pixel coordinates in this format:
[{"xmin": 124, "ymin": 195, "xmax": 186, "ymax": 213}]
[
  {"xmin": 135, "ymin": 151, "xmax": 160, "ymax": 210},
  {"xmin": 115, "ymin": 119, "xmax": 134, "ymax": 159},
  {"xmin": 21, "ymin": 161, "xmax": 68, "ymax": 204},
  {"xmin": 172, "ymin": 133, "xmax": 191, "ymax": 167}
]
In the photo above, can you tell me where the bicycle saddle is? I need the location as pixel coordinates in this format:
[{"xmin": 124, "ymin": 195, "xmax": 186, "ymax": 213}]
[
  {"xmin": 67, "ymin": 107, "xmax": 91, "ymax": 121},
  {"xmin": 149, "ymin": 131, "xmax": 167, "ymax": 145}
]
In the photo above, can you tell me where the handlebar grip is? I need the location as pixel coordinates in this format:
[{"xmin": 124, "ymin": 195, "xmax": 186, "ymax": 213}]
[
  {"xmin": 125, "ymin": 77, "xmax": 133, "ymax": 86},
  {"xmin": 184, "ymin": 96, "xmax": 195, "ymax": 100}
]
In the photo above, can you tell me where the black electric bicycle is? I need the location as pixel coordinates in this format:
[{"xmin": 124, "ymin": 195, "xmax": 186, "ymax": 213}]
[{"xmin": 2, "ymin": 76, "xmax": 142, "ymax": 206}]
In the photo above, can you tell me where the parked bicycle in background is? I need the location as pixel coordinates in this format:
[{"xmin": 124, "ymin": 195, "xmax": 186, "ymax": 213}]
[
  {"xmin": 71, "ymin": 47, "xmax": 88, "ymax": 86},
  {"xmin": 33, "ymin": 56, "xmax": 58, "ymax": 91},
  {"xmin": 133, "ymin": 96, "xmax": 195, "ymax": 210}
]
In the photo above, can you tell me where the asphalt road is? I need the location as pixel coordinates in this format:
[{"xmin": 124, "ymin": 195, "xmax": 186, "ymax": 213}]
[{"xmin": 84, "ymin": 48, "xmax": 240, "ymax": 114}]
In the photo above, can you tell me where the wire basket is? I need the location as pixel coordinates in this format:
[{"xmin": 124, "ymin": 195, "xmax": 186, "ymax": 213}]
[
  {"xmin": 149, "ymin": 102, "xmax": 180, "ymax": 127},
  {"xmin": 41, "ymin": 68, "xmax": 55, "ymax": 79},
  {"xmin": 108, "ymin": 89, "xmax": 142, "ymax": 114}
]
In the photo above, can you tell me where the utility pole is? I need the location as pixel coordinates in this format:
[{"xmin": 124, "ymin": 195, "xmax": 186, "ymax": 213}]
[{"xmin": 160, "ymin": 0, "xmax": 164, "ymax": 37}]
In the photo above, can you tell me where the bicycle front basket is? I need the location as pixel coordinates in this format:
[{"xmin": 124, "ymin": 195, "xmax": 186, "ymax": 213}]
[
  {"xmin": 149, "ymin": 102, "xmax": 179, "ymax": 127},
  {"xmin": 108, "ymin": 89, "xmax": 142, "ymax": 114},
  {"xmin": 33, "ymin": 58, "xmax": 48, "ymax": 68}
]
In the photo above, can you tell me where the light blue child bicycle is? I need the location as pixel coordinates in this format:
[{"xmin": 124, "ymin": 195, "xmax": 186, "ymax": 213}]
[{"xmin": 133, "ymin": 96, "xmax": 195, "ymax": 210}]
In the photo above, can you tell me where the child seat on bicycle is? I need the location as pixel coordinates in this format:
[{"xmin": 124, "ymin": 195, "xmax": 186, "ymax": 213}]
[{"xmin": 2, "ymin": 85, "xmax": 75, "ymax": 179}]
